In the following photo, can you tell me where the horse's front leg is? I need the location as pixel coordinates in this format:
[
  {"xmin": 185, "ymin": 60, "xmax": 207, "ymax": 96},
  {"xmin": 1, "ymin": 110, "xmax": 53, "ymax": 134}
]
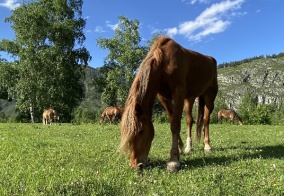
[
  {"xmin": 167, "ymin": 94, "xmax": 184, "ymax": 172},
  {"xmin": 106, "ymin": 115, "xmax": 112, "ymax": 124},
  {"xmin": 157, "ymin": 94, "xmax": 184, "ymax": 153}
]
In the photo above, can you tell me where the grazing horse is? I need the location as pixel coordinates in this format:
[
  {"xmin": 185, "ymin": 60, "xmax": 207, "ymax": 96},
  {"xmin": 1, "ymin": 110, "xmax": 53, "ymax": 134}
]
[
  {"xmin": 114, "ymin": 106, "xmax": 125, "ymax": 120},
  {"xmin": 217, "ymin": 109, "xmax": 243, "ymax": 125},
  {"xmin": 120, "ymin": 36, "xmax": 218, "ymax": 171},
  {"xmin": 100, "ymin": 106, "xmax": 124, "ymax": 124},
  {"xmin": 42, "ymin": 109, "xmax": 59, "ymax": 125}
]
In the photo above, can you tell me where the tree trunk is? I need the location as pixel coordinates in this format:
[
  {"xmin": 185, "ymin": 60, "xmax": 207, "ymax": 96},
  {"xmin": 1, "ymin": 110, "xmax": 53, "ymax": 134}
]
[{"xmin": 29, "ymin": 102, "xmax": 34, "ymax": 123}]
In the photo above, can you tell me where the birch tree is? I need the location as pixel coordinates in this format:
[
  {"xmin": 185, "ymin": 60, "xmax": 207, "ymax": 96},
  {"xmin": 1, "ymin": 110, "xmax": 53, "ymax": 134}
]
[
  {"xmin": 0, "ymin": 0, "xmax": 91, "ymax": 122},
  {"xmin": 95, "ymin": 16, "xmax": 148, "ymax": 106}
]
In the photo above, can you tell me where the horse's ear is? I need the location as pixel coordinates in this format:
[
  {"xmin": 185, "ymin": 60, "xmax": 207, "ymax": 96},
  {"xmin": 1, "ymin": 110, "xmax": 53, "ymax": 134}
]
[{"xmin": 135, "ymin": 103, "xmax": 143, "ymax": 116}]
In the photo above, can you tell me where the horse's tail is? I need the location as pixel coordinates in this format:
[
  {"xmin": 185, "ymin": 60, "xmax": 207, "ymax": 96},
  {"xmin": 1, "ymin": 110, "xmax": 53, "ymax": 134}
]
[{"xmin": 195, "ymin": 97, "xmax": 205, "ymax": 141}]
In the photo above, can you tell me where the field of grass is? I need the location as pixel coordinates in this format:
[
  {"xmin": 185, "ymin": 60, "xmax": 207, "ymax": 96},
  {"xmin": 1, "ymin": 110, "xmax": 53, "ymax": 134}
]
[{"xmin": 0, "ymin": 122, "xmax": 283, "ymax": 195}]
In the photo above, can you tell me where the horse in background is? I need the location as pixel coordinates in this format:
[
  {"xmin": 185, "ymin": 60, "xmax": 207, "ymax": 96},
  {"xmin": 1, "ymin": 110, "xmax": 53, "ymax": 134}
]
[
  {"xmin": 114, "ymin": 106, "xmax": 125, "ymax": 120},
  {"xmin": 217, "ymin": 109, "xmax": 243, "ymax": 125},
  {"xmin": 100, "ymin": 106, "xmax": 124, "ymax": 124},
  {"xmin": 120, "ymin": 36, "xmax": 218, "ymax": 172},
  {"xmin": 42, "ymin": 109, "xmax": 59, "ymax": 125}
]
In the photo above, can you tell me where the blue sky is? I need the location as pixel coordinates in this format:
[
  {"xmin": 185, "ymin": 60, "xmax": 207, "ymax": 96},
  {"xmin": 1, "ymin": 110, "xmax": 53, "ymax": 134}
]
[{"xmin": 0, "ymin": 0, "xmax": 284, "ymax": 68}]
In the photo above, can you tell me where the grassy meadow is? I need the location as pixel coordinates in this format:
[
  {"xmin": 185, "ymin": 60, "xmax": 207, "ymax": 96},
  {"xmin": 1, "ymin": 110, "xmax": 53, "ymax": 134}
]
[{"xmin": 0, "ymin": 122, "xmax": 283, "ymax": 195}]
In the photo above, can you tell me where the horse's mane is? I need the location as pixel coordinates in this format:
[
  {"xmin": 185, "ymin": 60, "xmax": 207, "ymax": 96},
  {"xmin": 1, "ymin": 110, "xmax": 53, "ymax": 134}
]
[{"xmin": 120, "ymin": 36, "xmax": 171, "ymax": 152}]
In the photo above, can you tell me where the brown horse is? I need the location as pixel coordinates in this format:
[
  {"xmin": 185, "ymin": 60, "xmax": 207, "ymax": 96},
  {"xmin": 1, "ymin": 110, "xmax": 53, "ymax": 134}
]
[
  {"xmin": 42, "ymin": 109, "xmax": 59, "ymax": 125},
  {"xmin": 120, "ymin": 36, "xmax": 218, "ymax": 171},
  {"xmin": 114, "ymin": 106, "xmax": 125, "ymax": 120},
  {"xmin": 100, "ymin": 106, "xmax": 124, "ymax": 124},
  {"xmin": 217, "ymin": 109, "xmax": 243, "ymax": 125}
]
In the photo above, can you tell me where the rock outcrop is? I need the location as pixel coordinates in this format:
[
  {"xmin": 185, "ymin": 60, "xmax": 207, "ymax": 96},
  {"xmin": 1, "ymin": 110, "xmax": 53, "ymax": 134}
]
[{"xmin": 217, "ymin": 57, "xmax": 284, "ymax": 109}]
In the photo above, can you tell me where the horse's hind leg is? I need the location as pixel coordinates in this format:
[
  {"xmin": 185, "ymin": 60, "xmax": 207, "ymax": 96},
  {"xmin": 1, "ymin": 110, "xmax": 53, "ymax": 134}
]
[
  {"xmin": 203, "ymin": 91, "xmax": 217, "ymax": 151},
  {"xmin": 184, "ymin": 98, "xmax": 195, "ymax": 154}
]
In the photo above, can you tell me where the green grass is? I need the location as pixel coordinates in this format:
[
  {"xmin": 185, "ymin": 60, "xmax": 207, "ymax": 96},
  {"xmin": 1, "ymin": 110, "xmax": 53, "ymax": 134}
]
[{"xmin": 0, "ymin": 123, "xmax": 283, "ymax": 195}]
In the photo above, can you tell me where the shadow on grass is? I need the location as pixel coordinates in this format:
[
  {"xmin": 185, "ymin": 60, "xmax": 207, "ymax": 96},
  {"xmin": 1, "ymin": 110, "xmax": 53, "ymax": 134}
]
[{"xmin": 144, "ymin": 144, "xmax": 284, "ymax": 171}]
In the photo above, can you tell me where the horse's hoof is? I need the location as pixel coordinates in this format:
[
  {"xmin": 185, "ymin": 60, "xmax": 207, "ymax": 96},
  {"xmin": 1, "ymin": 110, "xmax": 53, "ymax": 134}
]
[
  {"xmin": 204, "ymin": 144, "xmax": 212, "ymax": 152},
  {"xmin": 137, "ymin": 163, "xmax": 144, "ymax": 171},
  {"xmin": 166, "ymin": 161, "xmax": 180, "ymax": 172},
  {"xmin": 184, "ymin": 147, "xmax": 193, "ymax": 154}
]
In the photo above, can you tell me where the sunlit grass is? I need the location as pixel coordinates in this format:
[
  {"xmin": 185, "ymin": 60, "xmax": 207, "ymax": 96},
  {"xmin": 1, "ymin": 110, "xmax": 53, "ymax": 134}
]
[{"xmin": 0, "ymin": 123, "xmax": 283, "ymax": 195}]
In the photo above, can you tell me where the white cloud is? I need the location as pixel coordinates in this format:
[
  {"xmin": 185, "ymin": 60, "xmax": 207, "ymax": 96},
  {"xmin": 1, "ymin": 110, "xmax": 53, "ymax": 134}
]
[
  {"xmin": 106, "ymin": 21, "xmax": 119, "ymax": 31},
  {"xmin": 0, "ymin": 0, "xmax": 21, "ymax": 10},
  {"xmin": 94, "ymin": 26, "xmax": 106, "ymax": 33},
  {"xmin": 186, "ymin": 0, "xmax": 210, "ymax": 5},
  {"xmin": 165, "ymin": 27, "xmax": 178, "ymax": 37},
  {"xmin": 167, "ymin": 0, "xmax": 245, "ymax": 41}
]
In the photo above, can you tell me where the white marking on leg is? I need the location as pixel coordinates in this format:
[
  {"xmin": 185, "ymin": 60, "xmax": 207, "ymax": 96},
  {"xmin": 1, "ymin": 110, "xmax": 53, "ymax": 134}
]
[
  {"xmin": 184, "ymin": 137, "xmax": 193, "ymax": 154},
  {"xmin": 204, "ymin": 143, "xmax": 212, "ymax": 151}
]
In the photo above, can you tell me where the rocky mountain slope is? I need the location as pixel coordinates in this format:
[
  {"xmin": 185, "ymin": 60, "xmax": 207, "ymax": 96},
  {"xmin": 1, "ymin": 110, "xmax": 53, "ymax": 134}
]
[{"xmin": 217, "ymin": 56, "xmax": 284, "ymax": 109}]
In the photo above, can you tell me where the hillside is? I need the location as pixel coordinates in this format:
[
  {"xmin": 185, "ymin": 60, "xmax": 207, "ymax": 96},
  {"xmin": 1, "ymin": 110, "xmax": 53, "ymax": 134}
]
[{"xmin": 218, "ymin": 56, "xmax": 284, "ymax": 109}]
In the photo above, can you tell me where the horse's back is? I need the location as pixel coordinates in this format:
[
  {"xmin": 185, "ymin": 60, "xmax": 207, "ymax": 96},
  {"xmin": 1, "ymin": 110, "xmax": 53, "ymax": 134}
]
[{"xmin": 156, "ymin": 37, "xmax": 217, "ymax": 98}]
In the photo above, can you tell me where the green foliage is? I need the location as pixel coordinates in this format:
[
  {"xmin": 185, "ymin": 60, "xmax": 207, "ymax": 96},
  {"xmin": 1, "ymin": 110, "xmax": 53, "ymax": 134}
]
[
  {"xmin": 211, "ymin": 92, "xmax": 228, "ymax": 123},
  {"xmin": 0, "ymin": 0, "xmax": 91, "ymax": 122},
  {"xmin": 0, "ymin": 112, "xmax": 7, "ymax": 122},
  {"xmin": 0, "ymin": 123, "xmax": 283, "ymax": 195},
  {"xmin": 270, "ymin": 101, "xmax": 284, "ymax": 125},
  {"xmin": 71, "ymin": 107, "xmax": 99, "ymax": 124},
  {"xmin": 238, "ymin": 92, "xmax": 257, "ymax": 124},
  {"xmin": 237, "ymin": 93, "xmax": 283, "ymax": 125},
  {"xmin": 250, "ymin": 104, "xmax": 273, "ymax": 125},
  {"xmin": 218, "ymin": 55, "xmax": 265, "ymax": 68},
  {"xmin": 0, "ymin": 61, "xmax": 18, "ymax": 100},
  {"xmin": 95, "ymin": 16, "xmax": 148, "ymax": 106}
]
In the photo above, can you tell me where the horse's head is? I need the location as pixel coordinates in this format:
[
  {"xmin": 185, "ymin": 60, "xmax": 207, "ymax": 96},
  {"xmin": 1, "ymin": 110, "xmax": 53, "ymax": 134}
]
[
  {"xmin": 99, "ymin": 115, "xmax": 104, "ymax": 124},
  {"xmin": 52, "ymin": 110, "xmax": 59, "ymax": 122},
  {"xmin": 120, "ymin": 103, "xmax": 154, "ymax": 170}
]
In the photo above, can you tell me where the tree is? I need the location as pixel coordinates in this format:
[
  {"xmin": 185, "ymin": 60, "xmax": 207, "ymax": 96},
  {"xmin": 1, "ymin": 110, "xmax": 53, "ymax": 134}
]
[
  {"xmin": 271, "ymin": 101, "xmax": 284, "ymax": 125},
  {"xmin": 237, "ymin": 92, "xmax": 257, "ymax": 124},
  {"xmin": 250, "ymin": 104, "xmax": 272, "ymax": 125},
  {"xmin": 0, "ymin": 56, "xmax": 18, "ymax": 101},
  {"xmin": 95, "ymin": 16, "xmax": 148, "ymax": 106},
  {"xmin": 0, "ymin": 0, "xmax": 91, "ymax": 122}
]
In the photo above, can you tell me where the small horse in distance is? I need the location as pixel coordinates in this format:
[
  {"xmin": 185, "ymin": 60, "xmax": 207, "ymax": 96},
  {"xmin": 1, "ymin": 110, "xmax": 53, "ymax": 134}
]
[
  {"xmin": 100, "ymin": 106, "xmax": 124, "ymax": 124},
  {"xmin": 217, "ymin": 109, "xmax": 243, "ymax": 125},
  {"xmin": 42, "ymin": 109, "xmax": 59, "ymax": 125},
  {"xmin": 120, "ymin": 36, "xmax": 218, "ymax": 172}
]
